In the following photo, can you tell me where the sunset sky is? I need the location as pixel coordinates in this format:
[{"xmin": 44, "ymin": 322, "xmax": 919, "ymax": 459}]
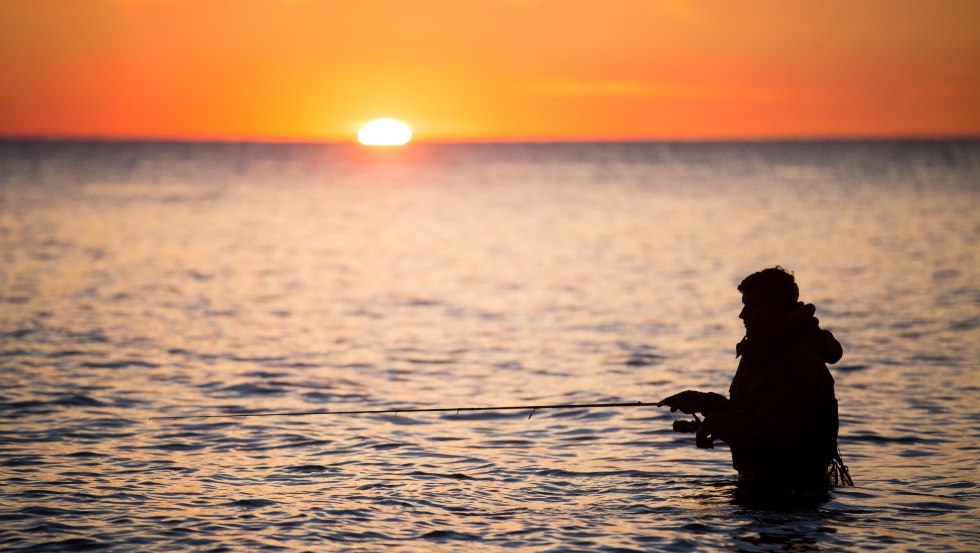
[{"xmin": 2, "ymin": 0, "xmax": 979, "ymax": 143}]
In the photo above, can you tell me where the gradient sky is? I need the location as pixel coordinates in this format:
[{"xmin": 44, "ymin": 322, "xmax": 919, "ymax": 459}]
[{"xmin": 2, "ymin": 0, "xmax": 979, "ymax": 142}]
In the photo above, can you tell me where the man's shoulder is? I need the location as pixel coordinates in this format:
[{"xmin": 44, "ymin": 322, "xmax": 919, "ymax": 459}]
[
  {"xmin": 773, "ymin": 342, "xmax": 835, "ymax": 385},
  {"xmin": 777, "ymin": 327, "xmax": 841, "ymax": 365}
]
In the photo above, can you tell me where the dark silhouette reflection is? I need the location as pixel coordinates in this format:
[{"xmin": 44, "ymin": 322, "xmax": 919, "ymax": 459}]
[
  {"xmin": 660, "ymin": 267, "xmax": 852, "ymax": 488},
  {"xmin": 731, "ymin": 478, "xmax": 832, "ymax": 510},
  {"xmin": 683, "ymin": 477, "xmax": 836, "ymax": 550},
  {"xmin": 728, "ymin": 479, "xmax": 835, "ymax": 552}
]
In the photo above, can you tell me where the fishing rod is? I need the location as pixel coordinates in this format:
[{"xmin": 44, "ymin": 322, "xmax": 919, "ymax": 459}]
[{"xmin": 149, "ymin": 400, "xmax": 677, "ymax": 421}]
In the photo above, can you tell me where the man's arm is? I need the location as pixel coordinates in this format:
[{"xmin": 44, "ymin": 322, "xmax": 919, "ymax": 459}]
[{"xmin": 700, "ymin": 350, "xmax": 828, "ymax": 449}]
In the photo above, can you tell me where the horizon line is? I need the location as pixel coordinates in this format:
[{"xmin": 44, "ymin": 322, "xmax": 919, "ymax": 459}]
[{"xmin": 2, "ymin": 133, "xmax": 979, "ymax": 146}]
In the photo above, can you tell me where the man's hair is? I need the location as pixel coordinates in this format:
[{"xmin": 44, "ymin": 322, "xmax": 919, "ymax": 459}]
[{"xmin": 737, "ymin": 266, "xmax": 799, "ymax": 309}]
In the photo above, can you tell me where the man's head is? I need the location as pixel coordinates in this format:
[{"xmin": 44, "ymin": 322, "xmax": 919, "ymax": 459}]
[{"xmin": 737, "ymin": 266, "xmax": 799, "ymax": 336}]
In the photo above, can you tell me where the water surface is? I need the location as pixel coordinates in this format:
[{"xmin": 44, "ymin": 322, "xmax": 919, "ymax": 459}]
[{"xmin": 1, "ymin": 141, "xmax": 978, "ymax": 551}]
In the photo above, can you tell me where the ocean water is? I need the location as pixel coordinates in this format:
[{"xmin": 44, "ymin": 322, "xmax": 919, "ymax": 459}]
[{"xmin": 1, "ymin": 140, "xmax": 978, "ymax": 552}]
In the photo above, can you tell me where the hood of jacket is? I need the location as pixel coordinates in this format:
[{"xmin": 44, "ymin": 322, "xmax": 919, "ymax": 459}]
[{"xmin": 736, "ymin": 302, "xmax": 842, "ymax": 364}]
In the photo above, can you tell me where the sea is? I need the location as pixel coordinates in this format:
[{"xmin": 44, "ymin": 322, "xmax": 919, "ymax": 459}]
[{"xmin": 1, "ymin": 140, "xmax": 978, "ymax": 552}]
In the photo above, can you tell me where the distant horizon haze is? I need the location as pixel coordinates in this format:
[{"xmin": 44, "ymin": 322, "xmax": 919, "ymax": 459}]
[{"xmin": 2, "ymin": 133, "xmax": 979, "ymax": 146}]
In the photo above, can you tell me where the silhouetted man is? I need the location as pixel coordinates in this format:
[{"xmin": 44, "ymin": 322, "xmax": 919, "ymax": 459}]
[{"xmin": 659, "ymin": 267, "xmax": 849, "ymax": 486}]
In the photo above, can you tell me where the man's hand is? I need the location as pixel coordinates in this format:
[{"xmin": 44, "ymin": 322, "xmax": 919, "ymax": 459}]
[
  {"xmin": 657, "ymin": 390, "xmax": 709, "ymax": 414},
  {"xmin": 696, "ymin": 417, "xmax": 716, "ymax": 449},
  {"xmin": 658, "ymin": 390, "xmax": 730, "ymax": 415}
]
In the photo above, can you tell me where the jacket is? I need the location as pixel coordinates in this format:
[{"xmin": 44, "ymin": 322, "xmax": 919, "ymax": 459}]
[{"xmin": 706, "ymin": 303, "xmax": 843, "ymax": 483}]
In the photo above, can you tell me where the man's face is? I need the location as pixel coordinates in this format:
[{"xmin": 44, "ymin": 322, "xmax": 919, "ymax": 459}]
[{"xmin": 739, "ymin": 292, "xmax": 785, "ymax": 337}]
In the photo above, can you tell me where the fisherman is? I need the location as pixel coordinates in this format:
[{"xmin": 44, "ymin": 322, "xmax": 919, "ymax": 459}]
[{"xmin": 659, "ymin": 267, "xmax": 849, "ymax": 486}]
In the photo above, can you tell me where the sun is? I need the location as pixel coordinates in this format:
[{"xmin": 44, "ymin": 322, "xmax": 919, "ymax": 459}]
[{"xmin": 357, "ymin": 118, "xmax": 413, "ymax": 146}]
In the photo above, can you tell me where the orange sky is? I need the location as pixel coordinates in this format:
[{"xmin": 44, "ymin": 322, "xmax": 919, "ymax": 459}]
[{"xmin": 2, "ymin": 0, "xmax": 979, "ymax": 142}]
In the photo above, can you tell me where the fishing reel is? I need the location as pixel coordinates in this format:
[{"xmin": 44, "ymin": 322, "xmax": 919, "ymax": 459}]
[
  {"xmin": 672, "ymin": 413, "xmax": 715, "ymax": 449},
  {"xmin": 672, "ymin": 413, "xmax": 702, "ymax": 433}
]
